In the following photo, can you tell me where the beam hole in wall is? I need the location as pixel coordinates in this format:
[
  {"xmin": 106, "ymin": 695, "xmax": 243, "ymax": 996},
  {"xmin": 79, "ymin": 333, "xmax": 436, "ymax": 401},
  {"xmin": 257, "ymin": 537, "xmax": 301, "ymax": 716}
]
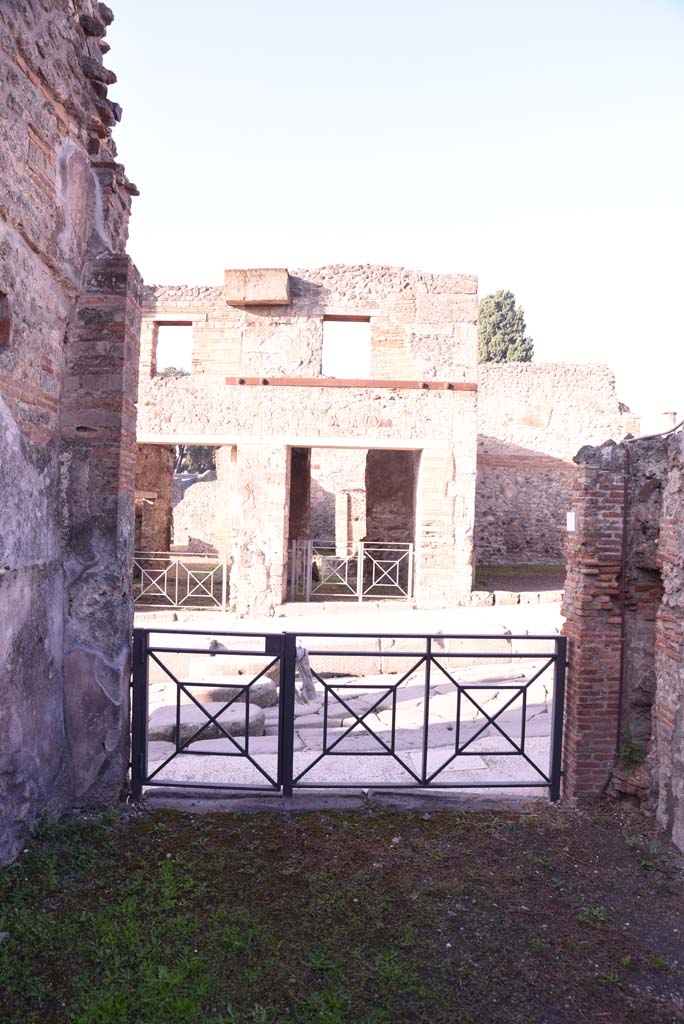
[
  {"xmin": 322, "ymin": 316, "xmax": 371, "ymax": 378},
  {"xmin": 0, "ymin": 292, "xmax": 11, "ymax": 349},
  {"xmin": 155, "ymin": 323, "xmax": 193, "ymax": 376}
]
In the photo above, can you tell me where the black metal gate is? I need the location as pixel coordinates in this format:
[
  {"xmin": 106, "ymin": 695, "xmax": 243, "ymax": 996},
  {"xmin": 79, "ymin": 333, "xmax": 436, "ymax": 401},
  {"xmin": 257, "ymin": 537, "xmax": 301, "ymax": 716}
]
[{"xmin": 131, "ymin": 628, "xmax": 566, "ymax": 801}]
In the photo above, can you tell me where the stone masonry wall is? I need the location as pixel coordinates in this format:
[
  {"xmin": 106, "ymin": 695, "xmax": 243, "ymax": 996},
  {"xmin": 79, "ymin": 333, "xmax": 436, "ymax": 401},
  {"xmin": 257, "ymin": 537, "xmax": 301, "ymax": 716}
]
[
  {"xmin": 134, "ymin": 444, "xmax": 174, "ymax": 551},
  {"xmin": 653, "ymin": 433, "xmax": 684, "ymax": 849},
  {"xmin": 0, "ymin": 1, "xmax": 140, "ymax": 863},
  {"xmin": 140, "ymin": 267, "xmax": 478, "ymax": 383},
  {"xmin": 138, "ymin": 266, "xmax": 479, "ymax": 613},
  {"xmin": 476, "ymin": 364, "xmax": 632, "ymax": 565}
]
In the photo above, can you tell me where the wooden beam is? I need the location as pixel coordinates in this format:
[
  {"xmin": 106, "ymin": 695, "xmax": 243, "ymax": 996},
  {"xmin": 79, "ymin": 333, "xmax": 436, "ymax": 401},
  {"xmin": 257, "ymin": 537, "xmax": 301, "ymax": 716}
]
[{"xmin": 224, "ymin": 376, "xmax": 477, "ymax": 392}]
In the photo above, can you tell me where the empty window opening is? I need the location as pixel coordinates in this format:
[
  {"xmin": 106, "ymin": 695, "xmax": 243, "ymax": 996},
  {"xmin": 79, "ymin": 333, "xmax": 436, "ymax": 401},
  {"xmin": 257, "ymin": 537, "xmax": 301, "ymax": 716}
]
[
  {"xmin": 0, "ymin": 292, "xmax": 11, "ymax": 349},
  {"xmin": 155, "ymin": 324, "xmax": 193, "ymax": 376},
  {"xmin": 322, "ymin": 316, "xmax": 371, "ymax": 378}
]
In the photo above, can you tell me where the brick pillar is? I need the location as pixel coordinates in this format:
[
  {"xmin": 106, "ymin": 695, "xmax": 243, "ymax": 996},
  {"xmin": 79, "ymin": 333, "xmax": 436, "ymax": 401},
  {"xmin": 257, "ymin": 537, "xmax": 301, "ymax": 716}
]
[
  {"xmin": 230, "ymin": 444, "xmax": 289, "ymax": 616},
  {"xmin": 288, "ymin": 447, "xmax": 311, "ymax": 542},
  {"xmin": 59, "ymin": 254, "xmax": 142, "ymax": 802},
  {"xmin": 562, "ymin": 441, "xmax": 626, "ymax": 800}
]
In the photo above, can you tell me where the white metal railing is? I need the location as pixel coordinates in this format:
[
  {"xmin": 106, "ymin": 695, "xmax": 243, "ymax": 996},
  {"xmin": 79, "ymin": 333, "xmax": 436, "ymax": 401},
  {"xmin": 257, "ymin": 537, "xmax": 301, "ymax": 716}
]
[
  {"xmin": 133, "ymin": 552, "xmax": 228, "ymax": 610},
  {"xmin": 288, "ymin": 540, "xmax": 413, "ymax": 602}
]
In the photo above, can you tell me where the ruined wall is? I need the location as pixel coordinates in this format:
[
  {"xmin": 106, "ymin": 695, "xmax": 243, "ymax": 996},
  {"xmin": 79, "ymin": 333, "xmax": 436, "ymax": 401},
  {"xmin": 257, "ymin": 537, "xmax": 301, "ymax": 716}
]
[
  {"xmin": 134, "ymin": 445, "xmax": 174, "ymax": 551},
  {"xmin": 653, "ymin": 433, "xmax": 684, "ymax": 850},
  {"xmin": 171, "ymin": 472, "xmax": 221, "ymax": 553},
  {"xmin": 310, "ymin": 448, "xmax": 366, "ymax": 542},
  {"xmin": 365, "ymin": 450, "xmax": 419, "ymax": 542},
  {"xmin": 0, "ymin": 1, "xmax": 140, "ymax": 863},
  {"xmin": 476, "ymin": 364, "xmax": 632, "ymax": 565},
  {"xmin": 562, "ymin": 433, "xmax": 684, "ymax": 850},
  {"xmin": 140, "ymin": 266, "xmax": 477, "ymax": 383},
  {"xmin": 138, "ymin": 266, "xmax": 479, "ymax": 613}
]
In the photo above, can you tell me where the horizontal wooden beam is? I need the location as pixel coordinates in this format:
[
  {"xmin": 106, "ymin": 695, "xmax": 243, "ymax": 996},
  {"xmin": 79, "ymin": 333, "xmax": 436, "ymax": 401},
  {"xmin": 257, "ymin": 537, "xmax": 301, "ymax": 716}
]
[{"xmin": 224, "ymin": 376, "xmax": 477, "ymax": 392}]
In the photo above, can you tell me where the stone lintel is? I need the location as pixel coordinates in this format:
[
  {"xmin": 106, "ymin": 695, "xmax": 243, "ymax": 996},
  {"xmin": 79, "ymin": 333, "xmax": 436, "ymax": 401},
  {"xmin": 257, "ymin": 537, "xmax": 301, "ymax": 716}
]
[
  {"xmin": 136, "ymin": 433, "xmax": 449, "ymax": 451},
  {"xmin": 224, "ymin": 268, "xmax": 290, "ymax": 306}
]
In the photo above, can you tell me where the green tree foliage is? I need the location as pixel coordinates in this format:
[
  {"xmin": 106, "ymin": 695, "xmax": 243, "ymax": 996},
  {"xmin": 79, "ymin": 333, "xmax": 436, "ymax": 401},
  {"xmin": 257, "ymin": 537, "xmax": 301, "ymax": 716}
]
[
  {"xmin": 478, "ymin": 290, "xmax": 534, "ymax": 363},
  {"xmin": 157, "ymin": 365, "xmax": 190, "ymax": 379},
  {"xmin": 174, "ymin": 445, "xmax": 217, "ymax": 475}
]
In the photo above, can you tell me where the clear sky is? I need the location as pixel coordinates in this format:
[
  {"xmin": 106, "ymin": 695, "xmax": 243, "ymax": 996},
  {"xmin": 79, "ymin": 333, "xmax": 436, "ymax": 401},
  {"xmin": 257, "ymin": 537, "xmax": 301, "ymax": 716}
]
[{"xmin": 108, "ymin": 0, "xmax": 684, "ymax": 419}]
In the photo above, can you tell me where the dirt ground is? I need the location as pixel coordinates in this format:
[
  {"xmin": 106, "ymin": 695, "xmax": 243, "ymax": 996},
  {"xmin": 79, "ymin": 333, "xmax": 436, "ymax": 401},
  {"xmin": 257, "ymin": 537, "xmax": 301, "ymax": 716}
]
[
  {"xmin": 0, "ymin": 800, "xmax": 682, "ymax": 1024},
  {"xmin": 474, "ymin": 563, "xmax": 567, "ymax": 593}
]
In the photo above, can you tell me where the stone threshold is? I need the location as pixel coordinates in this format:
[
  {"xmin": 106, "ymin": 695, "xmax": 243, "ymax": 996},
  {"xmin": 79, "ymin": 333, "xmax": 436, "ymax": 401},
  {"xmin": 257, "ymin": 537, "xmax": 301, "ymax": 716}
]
[{"xmin": 141, "ymin": 787, "xmax": 546, "ymax": 815}]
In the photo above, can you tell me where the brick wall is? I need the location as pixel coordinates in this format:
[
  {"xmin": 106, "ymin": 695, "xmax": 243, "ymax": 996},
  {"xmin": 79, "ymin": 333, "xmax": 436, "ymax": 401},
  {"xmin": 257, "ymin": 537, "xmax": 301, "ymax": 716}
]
[
  {"xmin": 562, "ymin": 432, "xmax": 684, "ymax": 851},
  {"xmin": 561, "ymin": 442, "xmax": 626, "ymax": 800}
]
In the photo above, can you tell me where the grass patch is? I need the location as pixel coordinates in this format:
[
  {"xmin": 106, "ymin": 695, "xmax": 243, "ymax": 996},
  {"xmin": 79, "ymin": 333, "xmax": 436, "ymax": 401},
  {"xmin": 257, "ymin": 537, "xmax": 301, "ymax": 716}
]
[{"xmin": 0, "ymin": 803, "xmax": 682, "ymax": 1023}]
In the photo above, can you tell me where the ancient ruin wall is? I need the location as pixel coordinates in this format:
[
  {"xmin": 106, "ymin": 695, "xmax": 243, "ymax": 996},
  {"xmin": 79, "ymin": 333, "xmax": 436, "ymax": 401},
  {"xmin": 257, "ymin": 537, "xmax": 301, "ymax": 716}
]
[
  {"xmin": 140, "ymin": 266, "xmax": 478, "ymax": 383},
  {"xmin": 0, "ymin": 1, "xmax": 140, "ymax": 862},
  {"xmin": 476, "ymin": 364, "xmax": 631, "ymax": 565},
  {"xmin": 562, "ymin": 433, "xmax": 684, "ymax": 850},
  {"xmin": 137, "ymin": 266, "xmax": 479, "ymax": 612},
  {"xmin": 654, "ymin": 433, "xmax": 684, "ymax": 849}
]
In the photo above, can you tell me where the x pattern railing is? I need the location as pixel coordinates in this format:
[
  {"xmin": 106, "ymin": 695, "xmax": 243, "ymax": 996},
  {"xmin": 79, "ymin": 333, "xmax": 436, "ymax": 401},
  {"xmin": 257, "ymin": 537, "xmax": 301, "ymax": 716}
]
[
  {"xmin": 289, "ymin": 541, "xmax": 414, "ymax": 601},
  {"xmin": 133, "ymin": 552, "xmax": 228, "ymax": 610},
  {"xmin": 131, "ymin": 629, "xmax": 566, "ymax": 800}
]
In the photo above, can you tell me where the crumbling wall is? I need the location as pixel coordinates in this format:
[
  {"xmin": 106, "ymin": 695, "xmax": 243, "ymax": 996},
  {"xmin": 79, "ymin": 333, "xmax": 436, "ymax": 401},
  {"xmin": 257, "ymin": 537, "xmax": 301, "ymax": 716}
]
[
  {"xmin": 137, "ymin": 266, "xmax": 479, "ymax": 613},
  {"xmin": 140, "ymin": 267, "xmax": 478, "ymax": 382},
  {"xmin": 654, "ymin": 433, "xmax": 684, "ymax": 849},
  {"xmin": 171, "ymin": 472, "xmax": 221, "ymax": 552},
  {"xmin": 562, "ymin": 432, "xmax": 684, "ymax": 850},
  {"xmin": 0, "ymin": 1, "xmax": 140, "ymax": 863},
  {"xmin": 476, "ymin": 364, "xmax": 632, "ymax": 565},
  {"xmin": 134, "ymin": 444, "xmax": 174, "ymax": 551},
  {"xmin": 310, "ymin": 448, "xmax": 366, "ymax": 542}
]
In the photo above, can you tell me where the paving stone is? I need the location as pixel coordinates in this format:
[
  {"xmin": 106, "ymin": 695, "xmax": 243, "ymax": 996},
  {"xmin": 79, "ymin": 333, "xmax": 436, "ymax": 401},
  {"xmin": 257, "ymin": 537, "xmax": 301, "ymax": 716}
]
[
  {"xmin": 148, "ymin": 702, "xmax": 265, "ymax": 744},
  {"xmin": 190, "ymin": 679, "xmax": 279, "ymax": 708},
  {"xmin": 188, "ymin": 735, "xmax": 303, "ymax": 755},
  {"xmin": 148, "ymin": 740, "xmax": 175, "ymax": 764}
]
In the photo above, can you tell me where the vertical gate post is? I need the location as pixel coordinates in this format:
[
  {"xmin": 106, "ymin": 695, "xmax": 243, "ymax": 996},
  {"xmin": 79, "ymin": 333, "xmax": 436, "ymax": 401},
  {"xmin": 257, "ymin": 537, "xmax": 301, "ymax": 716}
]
[
  {"xmin": 130, "ymin": 628, "xmax": 149, "ymax": 801},
  {"xmin": 549, "ymin": 635, "xmax": 567, "ymax": 802},
  {"xmin": 280, "ymin": 632, "xmax": 298, "ymax": 800}
]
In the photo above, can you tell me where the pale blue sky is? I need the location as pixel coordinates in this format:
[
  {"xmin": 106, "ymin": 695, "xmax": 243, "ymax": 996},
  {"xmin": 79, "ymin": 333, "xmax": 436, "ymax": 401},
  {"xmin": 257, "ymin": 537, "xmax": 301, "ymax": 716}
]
[{"xmin": 108, "ymin": 0, "xmax": 684, "ymax": 418}]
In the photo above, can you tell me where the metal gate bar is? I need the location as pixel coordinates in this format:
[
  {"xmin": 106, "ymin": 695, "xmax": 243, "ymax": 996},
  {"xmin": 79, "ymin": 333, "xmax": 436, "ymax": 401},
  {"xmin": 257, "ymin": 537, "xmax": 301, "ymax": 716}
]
[{"xmin": 131, "ymin": 628, "xmax": 567, "ymax": 801}]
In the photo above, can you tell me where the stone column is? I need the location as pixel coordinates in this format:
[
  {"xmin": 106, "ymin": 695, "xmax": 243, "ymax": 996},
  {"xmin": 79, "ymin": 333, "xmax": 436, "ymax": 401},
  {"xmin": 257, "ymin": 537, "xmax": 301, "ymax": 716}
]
[
  {"xmin": 59, "ymin": 253, "xmax": 142, "ymax": 803},
  {"xmin": 561, "ymin": 441, "xmax": 626, "ymax": 800},
  {"xmin": 414, "ymin": 448, "xmax": 475, "ymax": 606},
  {"xmin": 214, "ymin": 445, "xmax": 236, "ymax": 556},
  {"xmin": 138, "ymin": 319, "xmax": 158, "ymax": 378},
  {"xmin": 335, "ymin": 492, "xmax": 352, "ymax": 555},
  {"xmin": 229, "ymin": 444, "xmax": 290, "ymax": 616}
]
